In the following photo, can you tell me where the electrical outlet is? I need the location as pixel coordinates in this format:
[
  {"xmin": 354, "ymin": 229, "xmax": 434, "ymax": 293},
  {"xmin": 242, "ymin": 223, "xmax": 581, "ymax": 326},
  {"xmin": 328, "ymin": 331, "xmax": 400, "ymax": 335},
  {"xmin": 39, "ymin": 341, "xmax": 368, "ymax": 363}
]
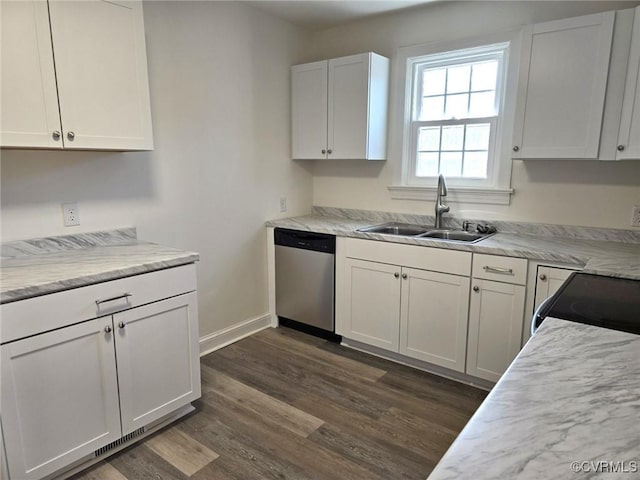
[
  {"xmin": 279, "ymin": 196, "xmax": 288, "ymax": 213},
  {"xmin": 62, "ymin": 202, "xmax": 80, "ymax": 227},
  {"xmin": 632, "ymin": 205, "xmax": 640, "ymax": 227}
]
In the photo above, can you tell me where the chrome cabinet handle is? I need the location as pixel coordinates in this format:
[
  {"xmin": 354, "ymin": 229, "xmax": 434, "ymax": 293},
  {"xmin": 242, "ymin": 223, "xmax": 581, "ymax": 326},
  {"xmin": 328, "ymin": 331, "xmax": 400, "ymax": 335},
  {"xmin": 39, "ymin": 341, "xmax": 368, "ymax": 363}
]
[
  {"xmin": 539, "ymin": 274, "xmax": 547, "ymax": 281},
  {"xmin": 118, "ymin": 321, "xmax": 126, "ymax": 329},
  {"xmin": 321, "ymin": 149, "xmax": 326, "ymax": 154},
  {"xmin": 52, "ymin": 130, "xmax": 61, "ymax": 140},
  {"xmin": 96, "ymin": 292, "xmax": 132, "ymax": 306},
  {"xmin": 402, "ymin": 273, "xmax": 407, "ymax": 279},
  {"xmin": 483, "ymin": 266, "xmax": 514, "ymax": 275},
  {"xmin": 104, "ymin": 325, "xmax": 112, "ymax": 333},
  {"xmin": 617, "ymin": 145, "xmax": 625, "ymax": 152},
  {"xmin": 394, "ymin": 272, "xmax": 400, "ymax": 279},
  {"xmin": 327, "ymin": 149, "xmax": 332, "ymax": 154},
  {"xmin": 512, "ymin": 145, "xmax": 520, "ymax": 152},
  {"xmin": 67, "ymin": 131, "xmax": 75, "ymax": 141},
  {"xmin": 473, "ymin": 286, "xmax": 480, "ymax": 292}
]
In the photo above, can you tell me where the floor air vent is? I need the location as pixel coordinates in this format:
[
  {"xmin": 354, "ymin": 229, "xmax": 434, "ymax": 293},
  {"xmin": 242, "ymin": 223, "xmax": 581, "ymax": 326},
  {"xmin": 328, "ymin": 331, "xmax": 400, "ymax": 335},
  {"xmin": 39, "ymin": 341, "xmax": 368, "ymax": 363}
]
[{"xmin": 94, "ymin": 427, "xmax": 145, "ymax": 457}]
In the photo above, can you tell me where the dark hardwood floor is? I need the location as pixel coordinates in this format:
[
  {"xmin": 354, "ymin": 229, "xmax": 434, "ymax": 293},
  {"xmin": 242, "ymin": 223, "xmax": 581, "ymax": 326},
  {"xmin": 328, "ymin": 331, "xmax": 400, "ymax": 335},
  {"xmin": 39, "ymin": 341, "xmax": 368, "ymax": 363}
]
[{"xmin": 72, "ymin": 326, "xmax": 487, "ymax": 480}]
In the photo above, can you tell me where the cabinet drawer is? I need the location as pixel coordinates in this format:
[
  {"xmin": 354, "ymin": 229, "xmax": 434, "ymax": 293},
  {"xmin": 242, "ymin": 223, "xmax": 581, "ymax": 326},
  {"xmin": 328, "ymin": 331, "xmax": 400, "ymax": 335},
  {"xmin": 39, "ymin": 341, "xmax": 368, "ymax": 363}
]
[
  {"xmin": 344, "ymin": 238, "xmax": 471, "ymax": 276},
  {"xmin": 1, "ymin": 263, "xmax": 197, "ymax": 344},
  {"xmin": 472, "ymin": 254, "xmax": 527, "ymax": 285}
]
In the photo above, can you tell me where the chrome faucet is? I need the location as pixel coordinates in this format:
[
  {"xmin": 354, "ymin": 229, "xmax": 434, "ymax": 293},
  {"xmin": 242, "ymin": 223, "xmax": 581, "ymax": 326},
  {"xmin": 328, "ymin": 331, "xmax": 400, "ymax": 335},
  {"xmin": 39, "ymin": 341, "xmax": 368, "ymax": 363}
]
[{"xmin": 434, "ymin": 174, "xmax": 450, "ymax": 229}]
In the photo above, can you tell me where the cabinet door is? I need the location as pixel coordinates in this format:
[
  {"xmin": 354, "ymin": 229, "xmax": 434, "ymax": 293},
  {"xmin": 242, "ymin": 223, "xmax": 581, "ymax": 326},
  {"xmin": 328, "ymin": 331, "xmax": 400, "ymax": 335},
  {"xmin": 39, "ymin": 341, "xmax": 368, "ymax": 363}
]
[
  {"xmin": 533, "ymin": 266, "xmax": 576, "ymax": 311},
  {"xmin": 467, "ymin": 280, "xmax": 525, "ymax": 382},
  {"xmin": 617, "ymin": 7, "xmax": 640, "ymax": 160},
  {"xmin": 48, "ymin": 0, "xmax": 153, "ymax": 150},
  {"xmin": 343, "ymin": 258, "xmax": 401, "ymax": 352},
  {"xmin": 328, "ymin": 54, "xmax": 370, "ymax": 159},
  {"xmin": 292, "ymin": 60, "xmax": 328, "ymax": 159},
  {"xmin": 1, "ymin": 318, "xmax": 121, "ymax": 480},
  {"xmin": 512, "ymin": 12, "xmax": 614, "ymax": 159},
  {"xmin": 114, "ymin": 292, "xmax": 201, "ymax": 435},
  {"xmin": 0, "ymin": 0, "xmax": 63, "ymax": 148},
  {"xmin": 399, "ymin": 268, "xmax": 470, "ymax": 373}
]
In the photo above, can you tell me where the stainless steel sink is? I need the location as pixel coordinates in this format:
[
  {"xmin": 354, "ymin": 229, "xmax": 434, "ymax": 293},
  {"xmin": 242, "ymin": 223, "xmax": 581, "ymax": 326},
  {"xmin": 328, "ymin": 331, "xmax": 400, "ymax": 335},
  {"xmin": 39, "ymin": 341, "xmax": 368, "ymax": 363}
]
[
  {"xmin": 357, "ymin": 222, "xmax": 431, "ymax": 236},
  {"xmin": 357, "ymin": 222, "xmax": 494, "ymax": 243},
  {"xmin": 419, "ymin": 230, "xmax": 491, "ymax": 243}
]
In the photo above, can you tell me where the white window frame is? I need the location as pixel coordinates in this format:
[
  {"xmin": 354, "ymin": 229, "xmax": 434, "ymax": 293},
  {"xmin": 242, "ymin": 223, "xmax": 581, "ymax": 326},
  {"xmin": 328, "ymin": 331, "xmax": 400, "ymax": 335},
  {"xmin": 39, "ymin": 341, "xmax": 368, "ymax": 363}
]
[{"xmin": 388, "ymin": 31, "xmax": 522, "ymax": 205}]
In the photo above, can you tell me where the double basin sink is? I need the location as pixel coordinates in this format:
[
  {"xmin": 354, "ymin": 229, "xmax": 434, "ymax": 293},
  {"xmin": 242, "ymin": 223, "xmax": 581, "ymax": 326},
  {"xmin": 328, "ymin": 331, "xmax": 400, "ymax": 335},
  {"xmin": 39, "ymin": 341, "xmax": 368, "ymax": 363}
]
[{"xmin": 357, "ymin": 222, "xmax": 493, "ymax": 244}]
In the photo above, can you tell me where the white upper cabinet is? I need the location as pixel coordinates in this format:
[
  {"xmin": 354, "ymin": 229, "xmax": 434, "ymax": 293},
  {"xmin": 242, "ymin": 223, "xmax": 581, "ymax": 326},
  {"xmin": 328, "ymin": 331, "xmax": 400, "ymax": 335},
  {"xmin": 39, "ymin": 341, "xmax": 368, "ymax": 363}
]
[
  {"xmin": 0, "ymin": 1, "xmax": 63, "ymax": 149},
  {"xmin": 512, "ymin": 12, "xmax": 615, "ymax": 159},
  {"xmin": 617, "ymin": 7, "xmax": 640, "ymax": 160},
  {"xmin": 49, "ymin": 0, "xmax": 153, "ymax": 150},
  {"xmin": 291, "ymin": 61, "xmax": 328, "ymax": 159},
  {"xmin": 292, "ymin": 52, "xmax": 389, "ymax": 160},
  {"xmin": 1, "ymin": 0, "xmax": 153, "ymax": 151}
]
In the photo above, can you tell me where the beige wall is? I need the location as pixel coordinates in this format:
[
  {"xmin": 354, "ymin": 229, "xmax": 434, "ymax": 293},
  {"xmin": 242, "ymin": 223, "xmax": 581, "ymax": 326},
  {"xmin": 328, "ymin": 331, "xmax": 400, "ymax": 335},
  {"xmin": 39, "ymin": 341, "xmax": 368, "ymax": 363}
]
[
  {"xmin": 3, "ymin": 1, "xmax": 640, "ymax": 341},
  {"xmin": 306, "ymin": 1, "xmax": 640, "ymax": 228},
  {"xmin": 0, "ymin": 1, "xmax": 313, "ymax": 338}
]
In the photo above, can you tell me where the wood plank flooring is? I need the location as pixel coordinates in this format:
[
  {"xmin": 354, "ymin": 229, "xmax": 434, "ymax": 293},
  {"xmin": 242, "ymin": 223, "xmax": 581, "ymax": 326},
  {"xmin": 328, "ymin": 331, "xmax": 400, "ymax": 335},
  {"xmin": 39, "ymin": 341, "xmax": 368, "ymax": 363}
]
[{"xmin": 71, "ymin": 326, "xmax": 487, "ymax": 480}]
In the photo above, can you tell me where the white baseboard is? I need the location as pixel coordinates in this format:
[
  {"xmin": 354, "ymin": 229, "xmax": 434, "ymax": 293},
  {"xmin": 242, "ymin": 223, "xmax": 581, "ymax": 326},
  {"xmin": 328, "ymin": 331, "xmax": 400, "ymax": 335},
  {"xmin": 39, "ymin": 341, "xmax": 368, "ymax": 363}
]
[{"xmin": 199, "ymin": 313, "xmax": 271, "ymax": 356}]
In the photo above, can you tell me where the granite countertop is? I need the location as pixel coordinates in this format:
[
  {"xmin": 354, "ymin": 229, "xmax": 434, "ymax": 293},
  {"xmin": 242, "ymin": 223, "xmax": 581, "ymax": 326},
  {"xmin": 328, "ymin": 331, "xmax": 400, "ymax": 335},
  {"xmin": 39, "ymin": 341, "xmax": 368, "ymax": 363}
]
[
  {"xmin": 427, "ymin": 317, "xmax": 640, "ymax": 479},
  {"xmin": 266, "ymin": 211, "xmax": 640, "ymax": 280},
  {"xmin": 0, "ymin": 228, "xmax": 199, "ymax": 304}
]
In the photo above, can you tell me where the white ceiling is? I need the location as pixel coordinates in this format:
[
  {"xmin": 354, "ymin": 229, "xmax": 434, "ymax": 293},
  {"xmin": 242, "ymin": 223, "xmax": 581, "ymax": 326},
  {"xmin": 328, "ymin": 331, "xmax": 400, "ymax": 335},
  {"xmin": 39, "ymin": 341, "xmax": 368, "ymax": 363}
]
[{"xmin": 243, "ymin": 0, "xmax": 435, "ymax": 29}]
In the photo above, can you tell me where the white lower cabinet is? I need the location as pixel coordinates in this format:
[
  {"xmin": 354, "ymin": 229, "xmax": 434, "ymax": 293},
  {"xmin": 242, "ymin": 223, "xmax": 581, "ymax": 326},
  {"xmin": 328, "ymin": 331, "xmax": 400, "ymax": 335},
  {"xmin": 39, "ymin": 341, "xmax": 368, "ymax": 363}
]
[
  {"xmin": 343, "ymin": 258, "xmax": 401, "ymax": 351},
  {"xmin": 466, "ymin": 279, "xmax": 526, "ymax": 382},
  {"xmin": 533, "ymin": 266, "xmax": 577, "ymax": 312},
  {"xmin": 1, "ymin": 318, "xmax": 122, "ymax": 480},
  {"xmin": 337, "ymin": 241, "xmax": 532, "ymax": 383},
  {"xmin": 341, "ymin": 245, "xmax": 471, "ymax": 373},
  {"xmin": 399, "ymin": 268, "xmax": 470, "ymax": 372},
  {"xmin": 0, "ymin": 265, "xmax": 200, "ymax": 480},
  {"xmin": 116, "ymin": 293, "xmax": 200, "ymax": 435}
]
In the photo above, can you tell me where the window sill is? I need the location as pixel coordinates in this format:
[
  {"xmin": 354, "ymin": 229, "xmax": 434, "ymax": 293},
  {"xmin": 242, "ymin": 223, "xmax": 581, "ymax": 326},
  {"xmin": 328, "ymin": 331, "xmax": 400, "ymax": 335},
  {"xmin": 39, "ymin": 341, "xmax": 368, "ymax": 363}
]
[{"xmin": 387, "ymin": 185, "xmax": 513, "ymax": 205}]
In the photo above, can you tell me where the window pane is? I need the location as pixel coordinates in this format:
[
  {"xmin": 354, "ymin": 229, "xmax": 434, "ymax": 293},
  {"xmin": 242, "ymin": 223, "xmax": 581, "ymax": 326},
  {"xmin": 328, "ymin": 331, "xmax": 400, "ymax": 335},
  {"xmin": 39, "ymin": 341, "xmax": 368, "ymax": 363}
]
[
  {"xmin": 465, "ymin": 123, "xmax": 490, "ymax": 150},
  {"xmin": 422, "ymin": 68, "xmax": 446, "ymax": 96},
  {"xmin": 418, "ymin": 126, "xmax": 441, "ymax": 151},
  {"xmin": 469, "ymin": 91, "xmax": 495, "ymax": 116},
  {"xmin": 463, "ymin": 151, "xmax": 488, "ymax": 178},
  {"xmin": 446, "ymin": 65, "xmax": 470, "ymax": 94},
  {"xmin": 416, "ymin": 152, "xmax": 439, "ymax": 177},
  {"xmin": 420, "ymin": 96, "xmax": 445, "ymax": 120},
  {"xmin": 445, "ymin": 93, "xmax": 469, "ymax": 119},
  {"xmin": 441, "ymin": 125, "xmax": 464, "ymax": 151},
  {"xmin": 471, "ymin": 61, "xmax": 498, "ymax": 91},
  {"xmin": 440, "ymin": 151, "xmax": 463, "ymax": 176}
]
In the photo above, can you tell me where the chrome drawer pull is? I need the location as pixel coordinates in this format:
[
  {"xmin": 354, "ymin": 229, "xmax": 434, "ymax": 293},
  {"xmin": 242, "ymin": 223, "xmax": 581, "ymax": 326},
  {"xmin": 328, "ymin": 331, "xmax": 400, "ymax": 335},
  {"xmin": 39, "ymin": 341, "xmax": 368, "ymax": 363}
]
[
  {"xmin": 483, "ymin": 266, "xmax": 514, "ymax": 275},
  {"xmin": 95, "ymin": 292, "xmax": 133, "ymax": 306}
]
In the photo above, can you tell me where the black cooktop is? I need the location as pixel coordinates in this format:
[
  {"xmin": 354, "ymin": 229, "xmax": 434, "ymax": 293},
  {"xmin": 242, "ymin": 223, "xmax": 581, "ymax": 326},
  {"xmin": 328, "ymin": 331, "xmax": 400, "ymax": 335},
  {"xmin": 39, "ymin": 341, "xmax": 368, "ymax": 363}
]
[{"xmin": 536, "ymin": 272, "xmax": 640, "ymax": 335}]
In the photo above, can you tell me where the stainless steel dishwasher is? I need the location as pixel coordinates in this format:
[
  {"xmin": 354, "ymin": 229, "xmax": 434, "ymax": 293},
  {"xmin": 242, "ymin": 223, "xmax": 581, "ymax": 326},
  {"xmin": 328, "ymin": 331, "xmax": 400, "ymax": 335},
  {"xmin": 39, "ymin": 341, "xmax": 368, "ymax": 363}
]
[{"xmin": 274, "ymin": 228, "xmax": 337, "ymax": 338}]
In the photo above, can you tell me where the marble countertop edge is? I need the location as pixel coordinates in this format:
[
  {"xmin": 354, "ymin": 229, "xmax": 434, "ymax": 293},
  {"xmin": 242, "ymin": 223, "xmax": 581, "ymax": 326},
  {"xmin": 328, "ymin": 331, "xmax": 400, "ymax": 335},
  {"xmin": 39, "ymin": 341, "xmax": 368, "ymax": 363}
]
[
  {"xmin": 0, "ymin": 254, "xmax": 199, "ymax": 305},
  {"xmin": 0, "ymin": 229, "xmax": 200, "ymax": 304}
]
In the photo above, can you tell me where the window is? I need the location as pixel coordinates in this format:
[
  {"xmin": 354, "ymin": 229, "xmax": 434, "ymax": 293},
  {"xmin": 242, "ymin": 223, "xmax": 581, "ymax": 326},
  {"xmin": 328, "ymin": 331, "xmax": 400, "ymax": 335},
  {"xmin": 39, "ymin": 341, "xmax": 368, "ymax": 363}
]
[
  {"xmin": 409, "ymin": 44, "xmax": 506, "ymax": 185},
  {"xmin": 390, "ymin": 36, "xmax": 518, "ymax": 205}
]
